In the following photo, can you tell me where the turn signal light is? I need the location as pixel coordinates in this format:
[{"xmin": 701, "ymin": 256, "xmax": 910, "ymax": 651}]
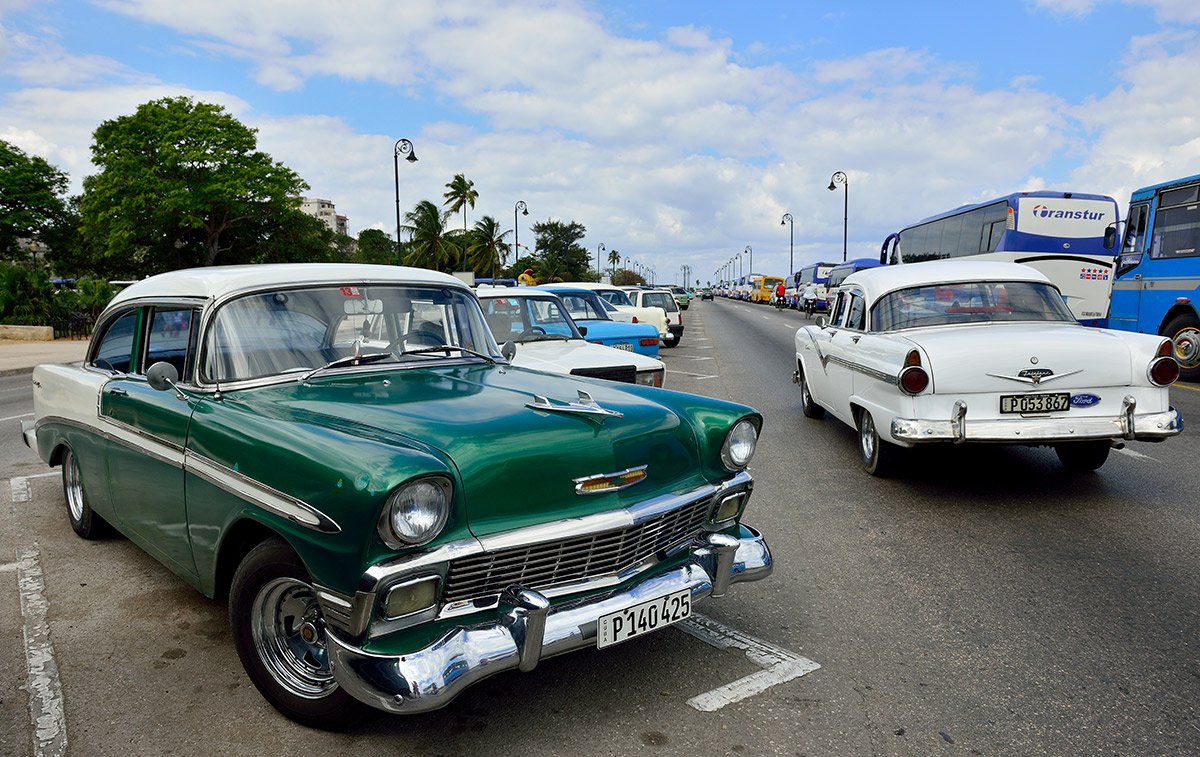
[
  {"xmin": 639, "ymin": 337, "xmax": 659, "ymax": 346},
  {"xmin": 1156, "ymin": 339, "xmax": 1173, "ymax": 358}
]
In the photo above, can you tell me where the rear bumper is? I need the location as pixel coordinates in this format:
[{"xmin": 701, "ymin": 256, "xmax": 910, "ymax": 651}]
[
  {"xmin": 890, "ymin": 396, "xmax": 1181, "ymax": 444},
  {"xmin": 666, "ymin": 324, "xmax": 684, "ymax": 341},
  {"xmin": 326, "ymin": 525, "xmax": 772, "ymax": 714}
]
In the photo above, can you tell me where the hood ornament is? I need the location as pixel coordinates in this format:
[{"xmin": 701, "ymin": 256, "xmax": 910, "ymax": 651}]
[
  {"xmin": 986, "ymin": 368, "xmax": 1082, "ymax": 386},
  {"xmin": 526, "ymin": 390, "xmax": 624, "ymax": 422}
]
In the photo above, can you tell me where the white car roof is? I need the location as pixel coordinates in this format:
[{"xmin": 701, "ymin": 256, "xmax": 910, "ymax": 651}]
[
  {"xmin": 843, "ymin": 261, "xmax": 1053, "ymax": 301},
  {"xmin": 477, "ymin": 288, "xmax": 560, "ymax": 299},
  {"xmin": 108, "ymin": 264, "xmax": 466, "ymax": 307}
]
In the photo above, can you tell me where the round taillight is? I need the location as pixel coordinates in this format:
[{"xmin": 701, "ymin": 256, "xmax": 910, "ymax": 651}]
[
  {"xmin": 898, "ymin": 365, "xmax": 929, "ymax": 395},
  {"xmin": 1149, "ymin": 356, "xmax": 1180, "ymax": 386}
]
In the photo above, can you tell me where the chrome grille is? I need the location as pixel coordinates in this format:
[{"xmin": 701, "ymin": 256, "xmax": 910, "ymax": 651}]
[
  {"xmin": 570, "ymin": 365, "xmax": 637, "ymax": 383},
  {"xmin": 443, "ymin": 495, "xmax": 713, "ymax": 603}
]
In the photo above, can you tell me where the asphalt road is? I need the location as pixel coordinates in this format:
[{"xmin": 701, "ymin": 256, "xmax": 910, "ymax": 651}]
[{"xmin": 2, "ymin": 301, "xmax": 1199, "ymax": 755}]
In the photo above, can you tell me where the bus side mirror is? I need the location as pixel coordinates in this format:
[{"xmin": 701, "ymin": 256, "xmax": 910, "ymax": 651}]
[{"xmin": 1103, "ymin": 222, "xmax": 1120, "ymax": 250}]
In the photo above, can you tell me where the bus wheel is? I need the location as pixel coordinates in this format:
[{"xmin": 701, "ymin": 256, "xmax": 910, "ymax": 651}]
[{"xmin": 1164, "ymin": 314, "xmax": 1200, "ymax": 381}]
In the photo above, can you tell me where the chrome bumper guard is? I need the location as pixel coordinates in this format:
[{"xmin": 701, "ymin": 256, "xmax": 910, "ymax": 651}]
[
  {"xmin": 20, "ymin": 420, "xmax": 36, "ymax": 449},
  {"xmin": 325, "ymin": 525, "xmax": 771, "ymax": 714},
  {"xmin": 891, "ymin": 397, "xmax": 1182, "ymax": 444}
]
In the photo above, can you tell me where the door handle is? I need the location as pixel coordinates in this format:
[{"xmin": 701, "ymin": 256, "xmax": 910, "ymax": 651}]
[{"xmin": 109, "ymin": 387, "xmax": 128, "ymax": 396}]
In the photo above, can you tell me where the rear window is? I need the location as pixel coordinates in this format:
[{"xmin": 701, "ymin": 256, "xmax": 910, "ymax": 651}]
[{"xmin": 643, "ymin": 292, "xmax": 678, "ymax": 312}]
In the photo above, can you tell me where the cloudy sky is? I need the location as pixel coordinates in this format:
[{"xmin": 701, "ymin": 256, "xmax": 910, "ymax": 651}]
[{"xmin": 3, "ymin": 0, "xmax": 1200, "ymax": 283}]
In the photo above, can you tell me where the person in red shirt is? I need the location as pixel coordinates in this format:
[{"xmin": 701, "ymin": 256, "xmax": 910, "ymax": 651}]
[{"xmin": 775, "ymin": 280, "xmax": 786, "ymax": 307}]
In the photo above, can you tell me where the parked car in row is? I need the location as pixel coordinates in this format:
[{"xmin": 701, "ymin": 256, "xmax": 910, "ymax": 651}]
[
  {"xmin": 793, "ymin": 260, "xmax": 1181, "ymax": 476},
  {"xmin": 552, "ymin": 282, "xmax": 670, "ymax": 344},
  {"xmin": 622, "ymin": 286, "xmax": 684, "ymax": 347},
  {"xmin": 536, "ymin": 284, "xmax": 662, "ymax": 357},
  {"xmin": 477, "ymin": 287, "xmax": 665, "ymax": 387},
  {"xmin": 22, "ymin": 263, "xmax": 772, "ymax": 727}
]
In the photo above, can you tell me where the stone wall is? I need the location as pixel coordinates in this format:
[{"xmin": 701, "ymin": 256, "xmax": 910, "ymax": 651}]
[{"xmin": 0, "ymin": 325, "xmax": 55, "ymax": 341}]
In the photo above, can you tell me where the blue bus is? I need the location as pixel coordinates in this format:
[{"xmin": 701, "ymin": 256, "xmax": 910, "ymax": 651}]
[
  {"xmin": 786, "ymin": 261, "xmax": 837, "ymax": 310},
  {"xmin": 879, "ymin": 191, "xmax": 1119, "ymax": 327},
  {"xmin": 819, "ymin": 258, "xmax": 882, "ymax": 311},
  {"xmin": 1108, "ymin": 173, "xmax": 1200, "ymax": 379}
]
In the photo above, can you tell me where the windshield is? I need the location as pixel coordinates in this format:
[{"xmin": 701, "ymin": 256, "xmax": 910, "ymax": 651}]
[
  {"xmin": 555, "ymin": 291, "xmax": 614, "ymax": 321},
  {"xmin": 480, "ymin": 295, "xmax": 582, "ymax": 342},
  {"xmin": 596, "ymin": 289, "xmax": 634, "ymax": 307},
  {"xmin": 871, "ymin": 281, "xmax": 1075, "ymax": 331},
  {"xmin": 203, "ymin": 284, "xmax": 497, "ymax": 382}
]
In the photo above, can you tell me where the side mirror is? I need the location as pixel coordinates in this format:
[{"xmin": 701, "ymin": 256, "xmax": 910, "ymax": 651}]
[
  {"xmin": 500, "ymin": 341, "xmax": 517, "ymax": 361},
  {"xmin": 577, "ymin": 326, "xmax": 588, "ymax": 337},
  {"xmin": 1103, "ymin": 224, "xmax": 1118, "ymax": 250},
  {"xmin": 816, "ymin": 316, "xmax": 829, "ymax": 328},
  {"xmin": 146, "ymin": 361, "xmax": 180, "ymax": 392}
]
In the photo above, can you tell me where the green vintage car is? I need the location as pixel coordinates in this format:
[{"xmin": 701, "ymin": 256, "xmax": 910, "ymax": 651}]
[{"xmin": 22, "ymin": 264, "xmax": 772, "ymax": 727}]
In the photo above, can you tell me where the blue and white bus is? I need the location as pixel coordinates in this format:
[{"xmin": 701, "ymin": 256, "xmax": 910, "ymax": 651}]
[
  {"xmin": 1108, "ymin": 173, "xmax": 1200, "ymax": 379},
  {"xmin": 786, "ymin": 261, "xmax": 837, "ymax": 310},
  {"xmin": 879, "ymin": 191, "xmax": 1120, "ymax": 327}
]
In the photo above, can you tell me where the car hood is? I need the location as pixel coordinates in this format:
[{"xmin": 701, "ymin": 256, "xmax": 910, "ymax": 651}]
[
  {"xmin": 235, "ymin": 363, "xmax": 703, "ymax": 537},
  {"xmin": 903, "ymin": 322, "xmax": 1138, "ymax": 393},
  {"xmin": 511, "ymin": 339, "xmax": 662, "ymax": 373}
]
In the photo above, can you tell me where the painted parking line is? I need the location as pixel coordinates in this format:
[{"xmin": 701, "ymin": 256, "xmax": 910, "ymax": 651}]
[
  {"xmin": 667, "ymin": 369, "xmax": 719, "ymax": 380},
  {"xmin": 10, "ymin": 472, "xmax": 57, "ymax": 505},
  {"xmin": 1116, "ymin": 447, "xmax": 1157, "ymax": 461},
  {"xmin": 13, "ymin": 545, "xmax": 68, "ymax": 757},
  {"xmin": 678, "ymin": 613, "xmax": 821, "ymax": 712},
  {"xmin": 1, "ymin": 412, "xmax": 34, "ymax": 422},
  {"xmin": 1174, "ymin": 382, "xmax": 1200, "ymax": 393}
]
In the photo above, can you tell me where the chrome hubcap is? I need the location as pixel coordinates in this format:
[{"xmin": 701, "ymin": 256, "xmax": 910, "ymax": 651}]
[
  {"xmin": 64, "ymin": 451, "xmax": 84, "ymax": 523},
  {"xmin": 859, "ymin": 413, "xmax": 876, "ymax": 462},
  {"xmin": 1172, "ymin": 329, "xmax": 1200, "ymax": 367},
  {"xmin": 251, "ymin": 577, "xmax": 337, "ymax": 699}
]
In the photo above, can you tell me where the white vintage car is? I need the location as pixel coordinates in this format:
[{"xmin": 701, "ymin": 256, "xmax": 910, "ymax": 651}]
[
  {"xmin": 793, "ymin": 260, "xmax": 1182, "ymax": 476},
  {"xmin": 477, "ymin": 288, "xmax": 666, "ymax": 386}
]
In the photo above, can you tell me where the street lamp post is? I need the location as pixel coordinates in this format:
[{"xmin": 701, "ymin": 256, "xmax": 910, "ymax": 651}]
[
  {"xmin": 393, "ymin": 139, "xmax": 418, "ymax": 265},
  {"xmin": 596, "ymin": 243, "xmax": 605, "ymax": 280},
  {"xmin": 745, "ymin": 245, "xmax": 753, "ymax": 279},
  {"xmin": 781, "ymin": 213, "xmax": 794, "ymax": 274},
  {"xmin": 513, "ymin": 200, "xmax": 528, "ymax": 274},
  {"xmin": 828, "ymin": 171, "xmax": 848, "ymax": 262}
]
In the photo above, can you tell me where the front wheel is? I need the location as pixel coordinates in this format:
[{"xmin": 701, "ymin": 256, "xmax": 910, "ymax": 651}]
[
  {"xmin": 229, "ymin": 538, "xmax": 366, "ymax": 729},
  {"xmin": 1164, "ymin": 314, "xmax": 1200, "ymax": 381},
  {"xmin": 1054, "ymin": 441, "xmax": 1111, "ymax": 472},
  {"xmin": 856, "ymin": 409, "xmax": 902, "ymax": 477}
]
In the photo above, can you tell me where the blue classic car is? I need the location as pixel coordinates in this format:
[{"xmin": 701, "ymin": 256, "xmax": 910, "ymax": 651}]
[{"xmin": 536, "ymin": 284, "xmax": 662, "ymax": 357}]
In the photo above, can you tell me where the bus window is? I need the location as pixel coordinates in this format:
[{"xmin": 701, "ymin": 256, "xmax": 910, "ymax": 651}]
[{"xmin": 1150, "ymin": 202, "xmax": 1200, "ymax": 259}]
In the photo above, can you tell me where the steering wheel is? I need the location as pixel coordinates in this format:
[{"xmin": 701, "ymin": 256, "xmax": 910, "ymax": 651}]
[
  {"xmin": 388, "ymin": 330, "xmax": 445, "ymax": 352},
  {"xmin": 517, "ymin": 326, "xmax": 547, "ymax": 340}
]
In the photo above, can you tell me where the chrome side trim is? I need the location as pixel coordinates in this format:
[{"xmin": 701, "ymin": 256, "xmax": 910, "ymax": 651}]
[
  {"xmin": 183, "ymin": 450, "xmax": 341, "ymax": 534},
  {"xmin": 825, "ymin": 355, "xmax": 895, "ymax": 385},
  {"xmin": 984, "ymin": 369, "xmax": 1083, "ymax": 385}
]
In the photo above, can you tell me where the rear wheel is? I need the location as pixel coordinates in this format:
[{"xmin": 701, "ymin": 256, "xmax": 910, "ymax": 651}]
[
  {"xmin": 62, "ymin": 447, "xmax": 110, "ymax": 539},
  {"xmin": 797, "ymin": 367, "xmax": 825, "ymax": 419},
  {"xmin": 1164, "ymin": 314, "xmax": 1200, "ymax": 381},
  {"xmin": 857, "ymin": 409, "xmax": 902, "ymax": 477},
  {"xmin": 1054, "ymin": 441, "xmax": 1111, "ymax": 472},
  {"xmin": 229, "ymin": 538, "xmax": 366, "ymax": 729}
]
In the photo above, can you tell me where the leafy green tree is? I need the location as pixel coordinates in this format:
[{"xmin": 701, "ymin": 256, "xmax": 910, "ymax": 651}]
[
  {"xmin": 465, "ymin": 215, "xmax": 510, "ymax": 278},
  {"xmin": 504, "ymin": 254, "xmax": 539, "ymax": 280},
  {"xmin": 354, "ymin": 228, "xmax": 398, "ymax": 265},
  {"xmin": 0, "ymin": 263, "xmax": 57, "ymax": 325},
  {"xmin": 0, "ymin": 140, "xmax": 70, "ymax": 261},
  {"xmin": 403, "ymin": 200, "xmax": 460, "ymax": 271},
  {"xmin": 226, "ymin": 207, "xmax": 341, "ymax": 265},
  {"xmin": 611, "ymin": 268, "xmax": 644, "ymax": 286},
  {"xmin": 80, "ymin": 96, "xmax": 308, "ymax": 276},
  {"xmin": 531, "ymin": 219, "xmax": 591, "ymax": 281}
]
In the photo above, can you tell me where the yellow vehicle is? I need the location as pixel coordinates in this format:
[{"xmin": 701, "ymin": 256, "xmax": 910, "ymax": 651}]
[{"xmin": 753, "ymin": 276, "xmax": 785, "ymax": 303}]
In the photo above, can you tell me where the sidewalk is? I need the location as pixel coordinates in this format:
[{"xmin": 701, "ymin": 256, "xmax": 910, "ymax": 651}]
[{"xmin": 0, "ymin": 339, "xmax": 89, "ymax": 377}]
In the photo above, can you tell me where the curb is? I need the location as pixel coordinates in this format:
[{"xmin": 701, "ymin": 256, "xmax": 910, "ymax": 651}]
[{"xmin": 1, "ymin": 366, "xmax": 36, "ymax": 378}]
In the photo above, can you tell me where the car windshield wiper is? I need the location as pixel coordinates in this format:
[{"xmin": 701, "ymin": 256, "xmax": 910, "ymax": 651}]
[
  {"xmin": 523, "ymin": 334, "xmax": 571, "ymax": 342},
  {"xmin": 397, "ymin": 345, "xmax": 497, "ymax": 364},
  {"xmin": 301, "ymin": 351, "xmax": 394, "ymax": 381}
]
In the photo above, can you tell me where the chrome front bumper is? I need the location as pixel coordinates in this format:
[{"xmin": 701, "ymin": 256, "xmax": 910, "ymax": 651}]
[
  {"xmin": 325, "ymin": 525, "xmax": 772, "ymax": 714},
  {"xmin": 891, "ymin": 396, "xmax": 1182, "ymax": 444}
]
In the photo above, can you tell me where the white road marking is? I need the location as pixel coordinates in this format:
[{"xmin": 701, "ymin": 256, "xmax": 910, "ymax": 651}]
[
  {"xmin": 15, "ymin": 546, "xmax": 68, "ymax": 757},
  {"xmin": 1, "ymin": 412, "xmax": 34, "ymax": 422},
  {"xmin": 9, "ymin": 473, "xmax": 57, "ymax": 504},
  {"xmin": 667, "ymin": 369, "xmax": 719, "ymax": 379},
  {"xmin": 1116, "ymin": 447, "xmax": 1156, "ymax": 461},
  {"xmin": 678, "ymin": 612, "xmax": 821, "ymax": 712}
]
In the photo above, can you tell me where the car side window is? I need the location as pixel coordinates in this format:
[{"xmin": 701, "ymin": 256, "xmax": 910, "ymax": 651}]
[
  {"xmin": 845, "ymin": 292, "xmax": 866, "ymax": 331},
  {"xmin": 92, "ymin": 309, "xmax": 139, "ymax": 373},
  {"xmin": 146, "ymin": 308, "xmax": 197, "ymax": 379},
  {"xmin": 828, "ymin": 292, "xmax": 846, "ymax": 326}
]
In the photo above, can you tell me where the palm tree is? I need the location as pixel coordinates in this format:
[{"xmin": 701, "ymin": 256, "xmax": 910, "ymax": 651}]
[
  {"xmin": 607, "ymin": 248, "xmax": 620, "ymax": 273},
  {"xmin": 465, "ymin": 215, "xmax": 510, "ymax": 278},
  {"xmin": 402, "ymin": 199, "xmax": 460, "ymax": 272},
  {"xmin": 443, "ymin": 174, "xmax": 478, "ymax": 271}
]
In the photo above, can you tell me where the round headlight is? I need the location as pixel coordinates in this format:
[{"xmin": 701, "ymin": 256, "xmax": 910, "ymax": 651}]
[
  {"xmin": 378, "ymin": 478, "xmax": 451, "ymax": 548},
  {"xmin": 721, "ymin": 418, "xmax": 759, "ymax": 471}
]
